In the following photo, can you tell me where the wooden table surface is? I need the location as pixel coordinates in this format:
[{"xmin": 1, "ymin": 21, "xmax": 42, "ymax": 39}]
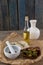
[{"xmin": 0, "ymin": 29, "xmax": 43, "ymax": 65}]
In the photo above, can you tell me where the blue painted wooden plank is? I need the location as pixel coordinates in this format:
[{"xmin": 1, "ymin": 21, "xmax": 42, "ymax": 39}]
[
  {"xmin": 18, "ymin": 0, "xmax": 35, "ymax": 29},
  {"xmin": 18, "ymin": 0, "xmax": 25, "ymax": 30},
  {"xmin": 1, "ymin": 0, "xmax": 9, "ymax": 30},
  {"xmin": 25, "ymin": 0, "xmax": 35, "ymax": 19},
  {"xmin": 35, "ymin": 0, "xmax": 43, "ymax": 29},
  {"xmin": 9, "ymin": 0, "xmax": 18, "ymax": 30},
  {"xmin": 0, "ymin": 1, "xmax": 3, "ymax": 30}
]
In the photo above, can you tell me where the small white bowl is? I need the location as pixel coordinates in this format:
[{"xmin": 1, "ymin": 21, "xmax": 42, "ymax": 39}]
[{"xmin": 4, "ymin": 45, "xmax": 21, "ymax": 59}]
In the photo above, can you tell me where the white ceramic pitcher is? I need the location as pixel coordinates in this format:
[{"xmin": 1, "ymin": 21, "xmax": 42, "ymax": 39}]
[{"xmin": 29, "ymin": 20, "xmax": 40, "ymax": 39}]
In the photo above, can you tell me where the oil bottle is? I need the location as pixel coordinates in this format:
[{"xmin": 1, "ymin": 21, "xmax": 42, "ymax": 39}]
[{"xmin": 23, "ymin": 16, "xmax": 30, "ymax": 44}]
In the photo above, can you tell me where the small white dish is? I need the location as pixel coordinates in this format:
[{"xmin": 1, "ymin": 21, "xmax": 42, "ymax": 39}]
[{"xmin": 4, "ymin": 45, "xmax": 21, "ymax": 59}]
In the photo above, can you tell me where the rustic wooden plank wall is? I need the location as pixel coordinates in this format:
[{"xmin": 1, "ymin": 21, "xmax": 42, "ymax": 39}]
[
  {"xmin": 35, "ymin": 0, "xmax": 43, "ymax": 29},
  {"xmin": 0, "ymin": 0, "xmax": 43, "ymax": 30},
  {"xmin": 18, "ymin": 0, "xmax": 35, "ymax": 29},
  {"xmin": 9, "ymin": 0, "xmax": 18, "ymax": 30},
  {"xmin": 1, "ymin": 0, "xmax": 9, "ymax": 30},
  {"xmin": 25, "ymin": 0, "xmax": 35, "ymax": 19},
  {"xmin": 25, "ymin": 0, "xmax": 35, "ymax": 27},
  {"xmin": 18, "ymin": 0, "xmax": 25, "ymax": 30},
  {"xmin": 0, "ymin": 1, "xmax": 3, "ymax": 30},
  {"xmin": 0, "ymin": 0, "xmax": 35, "ymax": 30}
]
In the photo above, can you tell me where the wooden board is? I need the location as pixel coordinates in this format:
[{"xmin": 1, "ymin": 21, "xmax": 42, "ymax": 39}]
[
  {"xmin": 35, "ymin": 0, "xmax": 43, "ymax": 29},
  {"xmin": 0, "ymin": 32, "xmax": 43, "ymax": 65}
]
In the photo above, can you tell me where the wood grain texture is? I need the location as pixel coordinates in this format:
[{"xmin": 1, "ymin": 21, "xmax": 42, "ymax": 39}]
[
  {"xmin": 0, "ymin": 0, "xmax": 43, "ymax": 30},
  {"xmin": 25, "ymin": 0, "xmax": 35, "ymax": 19},
  {"xmin": 9, "ymin": 0, "xmax": 18, "ymax": 30},
  {"xmin": 35, "ymin": 0, "xmax": 43, "ymax": 29},
  {"xmin": 18, "ymin": 0, "xmax": 25, "ymax": 30},
  {"xmin": 0, "ymin": 0, "xmax": 35, "ymax": 30},
  {"xmin": 1, "ymin": 0, "xmax": 9, "ymax": 30},
  {"xmin": 0, "ymin": 2, "xmax": 3, "ymax": 30},
  {"xmin": 0, "ymin": 30, "xmax": 43, "ymax": 40}
]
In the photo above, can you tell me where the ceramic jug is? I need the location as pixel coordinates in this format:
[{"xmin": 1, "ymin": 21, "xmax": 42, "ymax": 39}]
[{"xmin": 29, "ymin": 20, "xmax": 40, "ymax": 39}]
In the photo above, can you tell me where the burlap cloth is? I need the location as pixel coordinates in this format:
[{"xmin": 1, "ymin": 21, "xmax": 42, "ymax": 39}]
[{"xmin": 0, "ymin": 32, "xmax": 43, "ymax": 65}]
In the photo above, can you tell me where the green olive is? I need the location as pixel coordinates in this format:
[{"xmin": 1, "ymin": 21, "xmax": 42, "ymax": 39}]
[{"xmin": 32, "ymin": 51, "xmax": 37, "ymax": 57}]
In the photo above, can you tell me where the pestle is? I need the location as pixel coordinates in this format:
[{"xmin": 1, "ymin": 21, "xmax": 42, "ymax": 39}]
[{"xmin": 6, "ymin": 41, "xmax": 15, "ymax": 54}]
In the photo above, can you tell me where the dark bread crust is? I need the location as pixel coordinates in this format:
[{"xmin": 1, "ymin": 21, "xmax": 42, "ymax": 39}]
[{"xmin": 21, "ymin": 47, "xmax": 41, "ymax": 59}]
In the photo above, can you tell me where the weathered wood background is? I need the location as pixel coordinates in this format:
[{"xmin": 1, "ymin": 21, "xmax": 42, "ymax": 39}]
[{"xmin": 0, "ymin": 0, "xmax": 43, "ymax": 30}]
